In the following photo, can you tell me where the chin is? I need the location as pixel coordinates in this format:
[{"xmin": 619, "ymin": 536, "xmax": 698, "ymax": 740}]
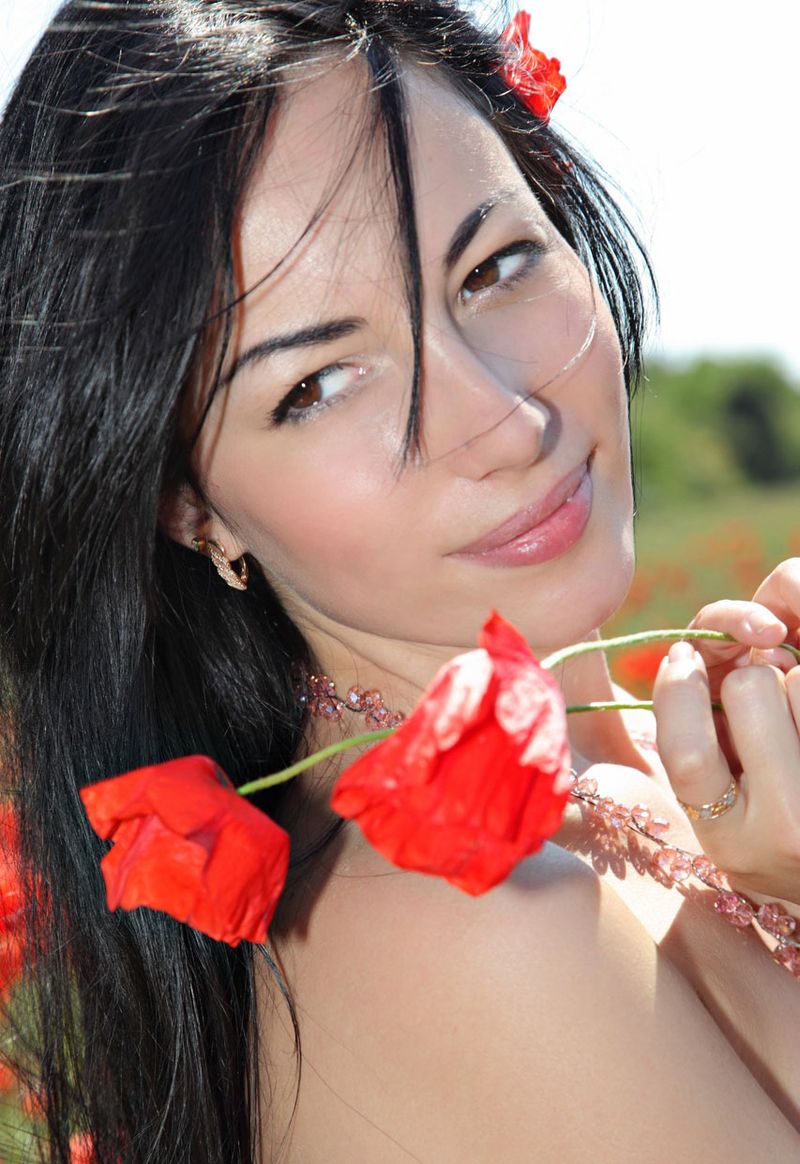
[{"xmin": 510, "ymin": 525, "xmax": 637, "ymax": 653}]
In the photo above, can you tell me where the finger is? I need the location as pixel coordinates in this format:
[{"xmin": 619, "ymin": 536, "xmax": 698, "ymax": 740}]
[
  {"xmin": 745, "ymin": 646, "xmax": 799, "ymax": 674},
  {"xmin": 652, "ymin": 642, "xmax": 737, "ymax": 816},
  {"xmin": 719, "ymin": 665, "xmax": 800, "ymax": 815},
  {"xmin": 689, "ymin": 599, "xmax": 787, "ymax": 652},
  {"xmin": 751, "ymin": 558, "xmax": 800, "ymax": 632},
  {"xmin": 788, "ymin": 667, "xmax": 800, "ymax": 734}
]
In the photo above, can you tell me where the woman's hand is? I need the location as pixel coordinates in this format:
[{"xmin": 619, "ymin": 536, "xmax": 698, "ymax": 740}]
[
  {"xmin": 679, "ymin": 557, "xmax": 800, "ymax": 774},
  {"xmin": 652, "ymin": 567, "xmax": 800, "ymax": 902},
  {"xmin": 687, "ymin": 557, "xmax": 800, "ymax": 692}
]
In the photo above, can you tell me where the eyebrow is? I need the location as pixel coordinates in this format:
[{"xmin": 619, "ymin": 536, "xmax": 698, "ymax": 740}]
[
  {"xmin": 222, "ymin": 318, "xmax": 364, "ymax": 387},
  {"xmin": 223, "ymin": 191, "xmax": 519, "ymax": 387},
  {"xmin": 442, "ymin": 191, "xmax": 517, "ymax": 276}
]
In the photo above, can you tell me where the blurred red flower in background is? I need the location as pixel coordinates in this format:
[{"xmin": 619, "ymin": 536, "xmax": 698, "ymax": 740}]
[
  {"xmin": 613, "ymin": 642, "xmax": 670, "ymax": 697},
  {"xmin": 68, "ymin": 1132, "xmax": 95, "ymax": 1164},
  {"xmin": 0, "ymin": 803, "xmax": 24, "ymax": 999}
]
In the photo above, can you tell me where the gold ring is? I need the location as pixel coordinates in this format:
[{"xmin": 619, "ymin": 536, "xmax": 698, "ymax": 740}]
[{"xmin": 677, "ymin": 777, "xmax": 738, "ymax": 821}]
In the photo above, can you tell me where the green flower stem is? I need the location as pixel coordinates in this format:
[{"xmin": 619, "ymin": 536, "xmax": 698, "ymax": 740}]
[
  {"xmin": 567, "ymin": 700, "xmax": 654, "ymax": 714},
  {"xmin": 566, "ymin": 699, "xmax": 723, "ymax": 714},
  {"xmin": 542, "ymin": 628, "xmax": 800, "ymax": 671},
  {"xmin": 235, "ymin": 627, "xmax": 800, "ymax": 799},
  {"xmin": 237, "ymin": 729, "xmax": 394, "ymax": 797}
]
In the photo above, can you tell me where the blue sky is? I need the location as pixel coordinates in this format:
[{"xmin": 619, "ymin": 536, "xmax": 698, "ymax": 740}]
[{"xmin": 3, "ymin": 0, "xmax": 799, "ymax": 380}]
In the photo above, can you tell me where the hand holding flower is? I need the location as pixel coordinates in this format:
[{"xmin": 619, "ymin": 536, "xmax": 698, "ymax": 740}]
[
  {"xmin": 657, "ymin": 563, "xmax": 797, "ymax": 781},
  {"xmin": 653, "ymin": 602, "xmax": 800, "ymax": 906},
  {"xmin": 683, "ymin": 557, "xmax": 799, "ymax": 703},
  {"xmin": 649, "ymin": 559, "xmax": 800, "ymax": 906}
]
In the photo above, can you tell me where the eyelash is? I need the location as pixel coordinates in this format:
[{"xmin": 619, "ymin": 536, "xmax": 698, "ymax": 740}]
[
  {"xmin": 459, "ymin": 239, "xmax": 545, "ymax": 304},
  {"xmin": 272, "ymin": 238, "xmax": 545, "ymax": 426},
  {"xmin": 270, "ymin": 363, "xmax": 367, "ymax": 426}
]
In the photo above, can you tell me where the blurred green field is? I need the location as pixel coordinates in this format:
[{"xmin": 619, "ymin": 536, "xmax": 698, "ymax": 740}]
[
  {"xmin": 612, "ymin": 480, "xmax": 800, "ymax": 632},
  {"xmin": 605, "ymin": 480, "xmax": 800, "ymax": 693},
  {"xmin": 603, "ymin": 354, "xmax": 800, "ymax": 687}
]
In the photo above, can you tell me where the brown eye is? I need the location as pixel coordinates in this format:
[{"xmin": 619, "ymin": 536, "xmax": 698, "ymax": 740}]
[
  {"xmin": 289, "ymin": 376, "xmax": 323, "ymax": 410},
  {"xmin": 459, "ymin": 241, "xmax": 542, "ymax": 304},
  {"xmin": 463, "ymin": 257, "xmax": 502, "ymax": 295},
  {"xmin": 271, "ymin": 363, "xmax": 366, "ymax": 426}
]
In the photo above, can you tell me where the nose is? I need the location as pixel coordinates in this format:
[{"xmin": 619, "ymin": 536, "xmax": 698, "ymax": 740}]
[{"xmin": 417, "ymin": 322, "xmax": 553, "ymax": 479}]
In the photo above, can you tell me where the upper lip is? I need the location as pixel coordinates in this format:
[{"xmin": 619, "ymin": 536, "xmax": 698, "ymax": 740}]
[{"xmin": 451, "ymin": 460, "xmax": 590, "ymax": 555}]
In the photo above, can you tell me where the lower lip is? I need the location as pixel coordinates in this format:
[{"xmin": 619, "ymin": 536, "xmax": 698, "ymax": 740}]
[{"xmin": 453, "ymin": 469, "xmax": 593, "ymax": 568}]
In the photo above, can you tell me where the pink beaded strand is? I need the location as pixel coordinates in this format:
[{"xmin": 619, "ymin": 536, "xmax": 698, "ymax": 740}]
[
  {"xmin": 297, "ymin": 670, "xmax": 406, "ymax": 731},
  {"xmin": 568, "ymin": 770, "xmax": 800, "ymax": 979},
  {"xmin": 297, "ymin": 669, "xmax": 800, "ymax": 981}
]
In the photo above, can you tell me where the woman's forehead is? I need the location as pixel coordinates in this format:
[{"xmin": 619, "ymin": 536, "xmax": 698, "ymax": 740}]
[{"xmin": 234, "ymin": 59, "xmax": 534, "ymax": 313}]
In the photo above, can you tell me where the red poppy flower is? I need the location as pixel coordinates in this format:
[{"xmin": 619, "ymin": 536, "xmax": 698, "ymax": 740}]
[
  {"xmin": 500, "ymin": 11, "xmax": 566, "ymax": 122},
  {"xmin": 80, "ymin": 756, "xmax": 289, "ymax": 946},
  {"xmin": 20, "ymin": 1085, "xmax": 45, "ymax": 1120},
  {"xmin": 331, "ymin": 612, "xmax": 572, "ymax": 895}
]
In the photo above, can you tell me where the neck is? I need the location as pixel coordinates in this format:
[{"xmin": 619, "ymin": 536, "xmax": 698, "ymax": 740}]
[
  {"xmin": 300, "ymin": 623, "xmax": 648, "ymax": 775},
  {"xmin": 284, "ymin": 623, "xmax": 651, "ymax": 864}
]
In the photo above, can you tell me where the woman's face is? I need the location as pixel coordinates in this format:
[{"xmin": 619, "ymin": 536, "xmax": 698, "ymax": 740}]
[{"xmin": 190, "ymin": 60, "xmax": 635, "ymax": 668}]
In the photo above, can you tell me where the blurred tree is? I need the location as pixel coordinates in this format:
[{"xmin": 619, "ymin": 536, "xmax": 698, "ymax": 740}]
[
  {"xmin": 721, "ymin": 370, "xmax": 799, "ymax": 482},
  {"xmin": 633, "ymin": 357, "xmax": 800, "ymax": 506}
]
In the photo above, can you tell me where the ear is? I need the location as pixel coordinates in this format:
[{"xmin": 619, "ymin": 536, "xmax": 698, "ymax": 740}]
[{"xmin": 158, "ymin": 482, "xmax": 246, "ymax": 560}]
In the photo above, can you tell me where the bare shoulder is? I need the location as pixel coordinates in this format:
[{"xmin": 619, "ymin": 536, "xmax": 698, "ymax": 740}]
[{"xmin": 267, "ymin": 839, "xmax": 800, "ymax": 1163}]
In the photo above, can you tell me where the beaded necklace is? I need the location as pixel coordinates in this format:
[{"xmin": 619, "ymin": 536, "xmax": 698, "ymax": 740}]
[{"xmin": 299, "ymin": 669, "xmax": 800, "ymax": 980}]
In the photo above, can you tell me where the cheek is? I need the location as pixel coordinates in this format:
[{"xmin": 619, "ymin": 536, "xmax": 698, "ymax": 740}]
[
  {"xmin": 586, "ymin": 302, "xmax": 630, "ymax": 436},
  {"xmin": 205, "ymin": 419, "xmax": 409, "ymax": 586}
]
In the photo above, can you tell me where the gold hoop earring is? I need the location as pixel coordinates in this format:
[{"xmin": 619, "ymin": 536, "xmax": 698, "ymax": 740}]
[{"xmin": 191, "ymin": 536, "xmax": 249, "ymax": 591}]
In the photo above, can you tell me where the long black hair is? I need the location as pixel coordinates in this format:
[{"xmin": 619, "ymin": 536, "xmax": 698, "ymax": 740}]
[{"xmin": 0, "ymin": 2, "xmax": 653, "ymax": 1160}]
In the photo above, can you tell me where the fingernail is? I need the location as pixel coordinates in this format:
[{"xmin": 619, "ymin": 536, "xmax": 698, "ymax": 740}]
[
  {"xmin": 668, "ymin": 641, "xmax": 698, "ymax": 679},
  {"xmin": 744, "ymin": 612, "xmax": 785, "ymax": 636},
  {"xmin": 748, "ymin": 617, "xmax": 778, "ymax": 635}
]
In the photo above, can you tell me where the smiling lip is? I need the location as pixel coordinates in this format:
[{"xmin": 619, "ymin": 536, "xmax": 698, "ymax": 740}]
[{"xmin": 449, "ymin": 460, "xmax": 593, "ymax": 567}]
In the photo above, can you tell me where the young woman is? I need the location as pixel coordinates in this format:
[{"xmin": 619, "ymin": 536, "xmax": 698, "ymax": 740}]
[{"xmin": 1, "ymin": 2, "xmax": 799, "ymax": 1160}]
